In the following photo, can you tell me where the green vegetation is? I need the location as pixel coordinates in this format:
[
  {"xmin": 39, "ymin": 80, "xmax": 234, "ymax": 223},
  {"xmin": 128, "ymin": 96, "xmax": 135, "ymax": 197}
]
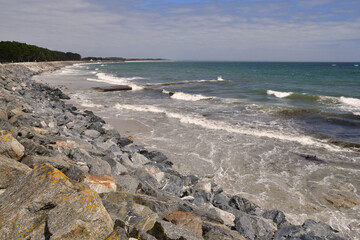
[
  {"xmin": 82, "ymin": 57, "xmax": 126, "ymax": 61},
  {"xmin": 0, "ymin": 41, "xmax": 81, "ymax": 63}
]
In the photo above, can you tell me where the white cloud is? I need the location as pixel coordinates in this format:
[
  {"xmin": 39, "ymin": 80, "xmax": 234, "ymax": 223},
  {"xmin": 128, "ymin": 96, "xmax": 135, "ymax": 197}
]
[{"xmin": 0, "ymin": 0, "xmax": 359, "ymax": 61}]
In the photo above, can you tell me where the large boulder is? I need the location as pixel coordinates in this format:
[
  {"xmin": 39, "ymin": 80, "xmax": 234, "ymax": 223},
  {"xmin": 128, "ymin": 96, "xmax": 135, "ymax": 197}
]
[
  {"xmin": 0, "ymin": 154, "xmax": 31, "ymax": 190},
  {"xmin": 148, "ymin": 220, "xmax": 203, "ymax": 240},
  {"xmin": 0, "ymin": 130, "xmax": 24, "ymax": 160},
  {"xmin": 233, "ymin": 213, "xmax": 277, "ymax": 240},
  {"xmin": 0, "ymin": 164, "xmax": 113, "ymax": 240},
  {"xmin": 274, "ymin": 219, "xmax": 348, "ymax": 240}
]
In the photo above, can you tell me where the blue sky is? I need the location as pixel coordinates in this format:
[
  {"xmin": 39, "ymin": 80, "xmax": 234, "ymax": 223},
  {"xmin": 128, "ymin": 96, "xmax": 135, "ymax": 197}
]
[{"xmin": 0, "ymin": 0, "xmax": 359, "ymax": 61}]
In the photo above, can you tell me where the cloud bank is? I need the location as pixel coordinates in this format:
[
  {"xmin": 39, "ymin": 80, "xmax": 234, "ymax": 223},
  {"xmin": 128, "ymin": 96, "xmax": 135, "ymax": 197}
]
[{"xmin": 0, "ymin": 0, "xmax": 359, "ymax": 61}]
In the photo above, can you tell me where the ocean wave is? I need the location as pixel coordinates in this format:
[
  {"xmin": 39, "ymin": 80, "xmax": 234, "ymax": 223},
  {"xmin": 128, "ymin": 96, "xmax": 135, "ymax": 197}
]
[
  {"xmin": 162, "ymin": 90, "xmax": 213, "ymax": 101},
  {"xmin": 267, "ymin": 90, "xmax": 360, "ymax": 116},
  {"xmin": 86, "ymin": 72, "xmax": 144, "ymax": 90},
  {"xmin": 339, "ymin": 96, "xmax": 360, "ymax": 108},
  {"xmin": 114, "ymin": 104, "xmax": 346, "ymax": 152},
  {"xmin": 267, "ymin": 90, "xmax": 293, "ymax": 98},
  {"xmin": 319, "ymin": 96, "xmax": 360, "ymax": 116}
]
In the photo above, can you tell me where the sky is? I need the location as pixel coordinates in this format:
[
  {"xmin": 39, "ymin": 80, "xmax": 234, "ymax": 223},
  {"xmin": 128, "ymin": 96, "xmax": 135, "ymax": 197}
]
[{"xmin": 0, "ymin": 0, "xmax": 359, "ymax": 61}]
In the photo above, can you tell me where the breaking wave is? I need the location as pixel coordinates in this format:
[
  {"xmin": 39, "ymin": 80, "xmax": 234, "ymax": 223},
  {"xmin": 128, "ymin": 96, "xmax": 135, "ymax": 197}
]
[
  {"xmin": 86, "ymin": 73, "xmax": 144, "ymax": 90},
  {"xmin": 114, "ymin": 104, "xmax": 346, "ymax": 152},
  {"xmin": 267, "ymin": 90, "xmax": 293, "ymax": 98},
  {"xmin": 162, "ymin": 90, "xmax": 213, "ymax": 101}
]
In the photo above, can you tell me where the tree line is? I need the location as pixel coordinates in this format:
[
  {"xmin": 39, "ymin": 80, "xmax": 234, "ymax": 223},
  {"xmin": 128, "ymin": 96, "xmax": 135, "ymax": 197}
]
[{"xmin": 0, "ymin": 41, "xmax": 81, "ymax": 63}]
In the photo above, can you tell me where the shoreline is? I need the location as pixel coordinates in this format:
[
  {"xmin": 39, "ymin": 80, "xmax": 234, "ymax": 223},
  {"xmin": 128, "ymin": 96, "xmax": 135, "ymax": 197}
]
[{"xmin": 0, "ymin": 62, "xmax": 351, "ymax": 239}]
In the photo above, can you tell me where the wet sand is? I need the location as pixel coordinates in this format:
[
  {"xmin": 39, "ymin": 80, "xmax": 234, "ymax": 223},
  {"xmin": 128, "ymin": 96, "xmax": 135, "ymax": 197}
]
[{"xmin": 103, "ymin": 118, "xmax": 152, "ymax": 144}]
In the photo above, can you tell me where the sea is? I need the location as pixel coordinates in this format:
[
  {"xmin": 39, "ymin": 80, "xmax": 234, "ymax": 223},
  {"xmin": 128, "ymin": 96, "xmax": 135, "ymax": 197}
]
[{"xmin": 39, "ymin": 61, "xmax": 360, "ymax": 239}]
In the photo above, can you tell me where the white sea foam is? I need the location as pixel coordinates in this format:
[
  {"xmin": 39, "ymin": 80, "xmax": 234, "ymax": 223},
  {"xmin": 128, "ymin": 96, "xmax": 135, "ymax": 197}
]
[
  {"xmin": 267, "ymin": 90, "xmax": 293, "ymax": 98},
  {"xmin": 319, "ymin": 95, "xmax": 360, "ymax": 115},
  {"xmin": 171, "ymin": 92, "xmax": 212, "ymax": 101},
  {"xmin": 114, "ymin": 104, "xmax": 345, "ymax": 152},
  {"xmin": 339, "ymin": 96, "xmax": 360, "ymax": 108},
  {"xmin": 86, "ymin": 72, "xmax": 144, "ymax": 90},
  {"xmin": 338, "ymin": 97, "xmax": 360, "ymax": 116},
  {"xmin": 162, "ymin": 89, "xmax": 213, "ymax": 101},
  {"xmin": 70, "ymin": 93, "xmax": 102, "ymax": 108}
]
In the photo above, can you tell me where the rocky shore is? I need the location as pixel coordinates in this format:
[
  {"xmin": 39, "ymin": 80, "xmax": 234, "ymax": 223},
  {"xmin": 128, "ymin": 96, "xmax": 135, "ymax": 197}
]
[{"xmin": 0, "ymin": 63, "xmax": 349, "ymax": 239}]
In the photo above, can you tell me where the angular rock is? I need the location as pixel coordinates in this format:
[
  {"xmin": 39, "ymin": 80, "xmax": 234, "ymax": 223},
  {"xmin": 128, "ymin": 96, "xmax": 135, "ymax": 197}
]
[
  {"xmin": 0, "ymin": 130, "xmax": 25, "ymax": 160},
  {"xmin": 105, "ymin": 227, "xmax": 128, "ymax": 240},
  {"xmin": 130, "ymin": 152, "xmax": 151, "ymax": 165},
  {"xmin": 274, "ymin": 219, "xmax": 348, "ymax": 240},
  {"xmin": 0, "ymin": 154, "xmax": 31, "ymax": 189},
  {"xmin": 102, "ymin": 197, "xmax": 158, "ymax": 232},
  {"xmin": 80, "ymin": 174, "xmax": 117, "ymax": 193},
  {"xmin": 202, "ymin": 221, "xmax": 247, "ymax": 240},
  {"xmin": 233, "ymin": 213, "xmax": 277, "ymax": 240},
  {"xmin": 142, "ymin": 150, "xmax": 168, "ymax": 163},
  {"xmin": 262, "ymin": 209, "xmax": 287, "ymax": 227},
  {"xmin": 0, "ymin": 164, "xmax": 113, "ymax": 240},
  {"xmin": 205, "ymin": 204, "xmax": 236, "ymax": 227},
  {"xmin": 229, "ymin": 195, "xmax": 260, "ymax": 214},
  {"xmin": 113, "ymin": 174, "xmax": 141, "ymax": 194},
  {"xmin": 0, "ymin": 109, "xmax": 7, "ymax": 120},
  {"xmin": 83, "ymin": 129, "xmax": 101, "ymax": 139},
  {"xmin": 101, "ymin": 191, "xmax": 180, "ymax": 219},
  {"xmin": 148, "ymin": 220, "xmax": 203, "ymax": 240},
  {"xmin": 72, "ymin": 148, "xmax": 111, "ymax": 175},
  {"xmin": 21, "ymin": 155, "xmax": 71, "ymax": 172},
  {"xmin": 164, "ymin": 211, "xmax": 203, "ymax": 236}
]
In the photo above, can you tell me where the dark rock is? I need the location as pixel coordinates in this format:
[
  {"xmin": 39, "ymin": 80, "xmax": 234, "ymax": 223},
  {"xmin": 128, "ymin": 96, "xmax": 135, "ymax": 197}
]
[
  {"xmin": 212, "ymin": 193, "xmax": 230, "ymax": 211},
  {"xmin": 262, "ymin": 210, "xmax": 287, "ymax": 227},
  {"xmin": 274, "ymin": 219, "xmax": 348, "ymax": 240},
  {"xmin": 299, "ymin": 154, "xmax": 327, "ymax": 164},
  {"xmin": 142, "ymin": 150, "xmax": 168, "ymax": 163},
  {"xmin": 229, "ymin": 195, "xmax": 260, "ymax": 214},
  {"xmin": 92, "ymin": 85, "xmax": 132, "ymax": 92},
  {"xmin": 202, "ymin": 221, "xmax": 246, "ymax": 240},
  {"xmin": 233, "ymin": 213, "xmax": 277, "ymax": 240},
  {"xmin": 20, "ymin": 138, "xmax": 50, "ymax": 155}
]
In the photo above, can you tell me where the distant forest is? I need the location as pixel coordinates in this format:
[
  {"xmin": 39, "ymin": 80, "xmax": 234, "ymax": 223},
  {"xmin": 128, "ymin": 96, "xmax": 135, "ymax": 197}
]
[{"xmin": 0, "ymin": 41, "xmax": 81, "ymax": 63}]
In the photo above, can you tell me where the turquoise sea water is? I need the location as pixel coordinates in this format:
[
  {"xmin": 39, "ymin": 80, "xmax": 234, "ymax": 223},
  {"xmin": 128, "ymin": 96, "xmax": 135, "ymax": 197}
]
[
  {"xmin": 43, "ymin": 61, "xmax": 360, "ymax": 239},
  {"xmin": 85, "ymin": 61, "xmax": 360, "ymax": 146}
]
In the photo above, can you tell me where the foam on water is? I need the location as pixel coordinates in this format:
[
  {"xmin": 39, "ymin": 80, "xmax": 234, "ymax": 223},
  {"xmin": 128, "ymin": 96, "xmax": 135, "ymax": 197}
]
[
  {"xmin": 114, "ymin": 104, "xmax": 348, "ymax": 152},
  {"xmin": 86, "ymin": 72, "xmax": 144, "ymax": 90},
  {"xmin": 339, "ymin": 96, "xmax": 360, "ymax": 108},
  {"xmin": 71, "ymin": 93, "xmax": 103, "ymax": 108},
  {"xmin": 267, "ymin": 90, "xmax": 294, "ymax": 98},
  {"xmin": 162, "ymin": 90, "xmax": 213, "ymax": 101}
]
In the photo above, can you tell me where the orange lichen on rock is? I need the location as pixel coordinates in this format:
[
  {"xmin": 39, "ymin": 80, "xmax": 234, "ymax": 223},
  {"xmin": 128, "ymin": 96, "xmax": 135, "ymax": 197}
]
[
  {"xmin": 80, "ymin": 174, "xmax": 117, "ymax": 194},
  {"xmin": 164, "ymin": 211, "xmax": 203, "ymax": 236}
]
